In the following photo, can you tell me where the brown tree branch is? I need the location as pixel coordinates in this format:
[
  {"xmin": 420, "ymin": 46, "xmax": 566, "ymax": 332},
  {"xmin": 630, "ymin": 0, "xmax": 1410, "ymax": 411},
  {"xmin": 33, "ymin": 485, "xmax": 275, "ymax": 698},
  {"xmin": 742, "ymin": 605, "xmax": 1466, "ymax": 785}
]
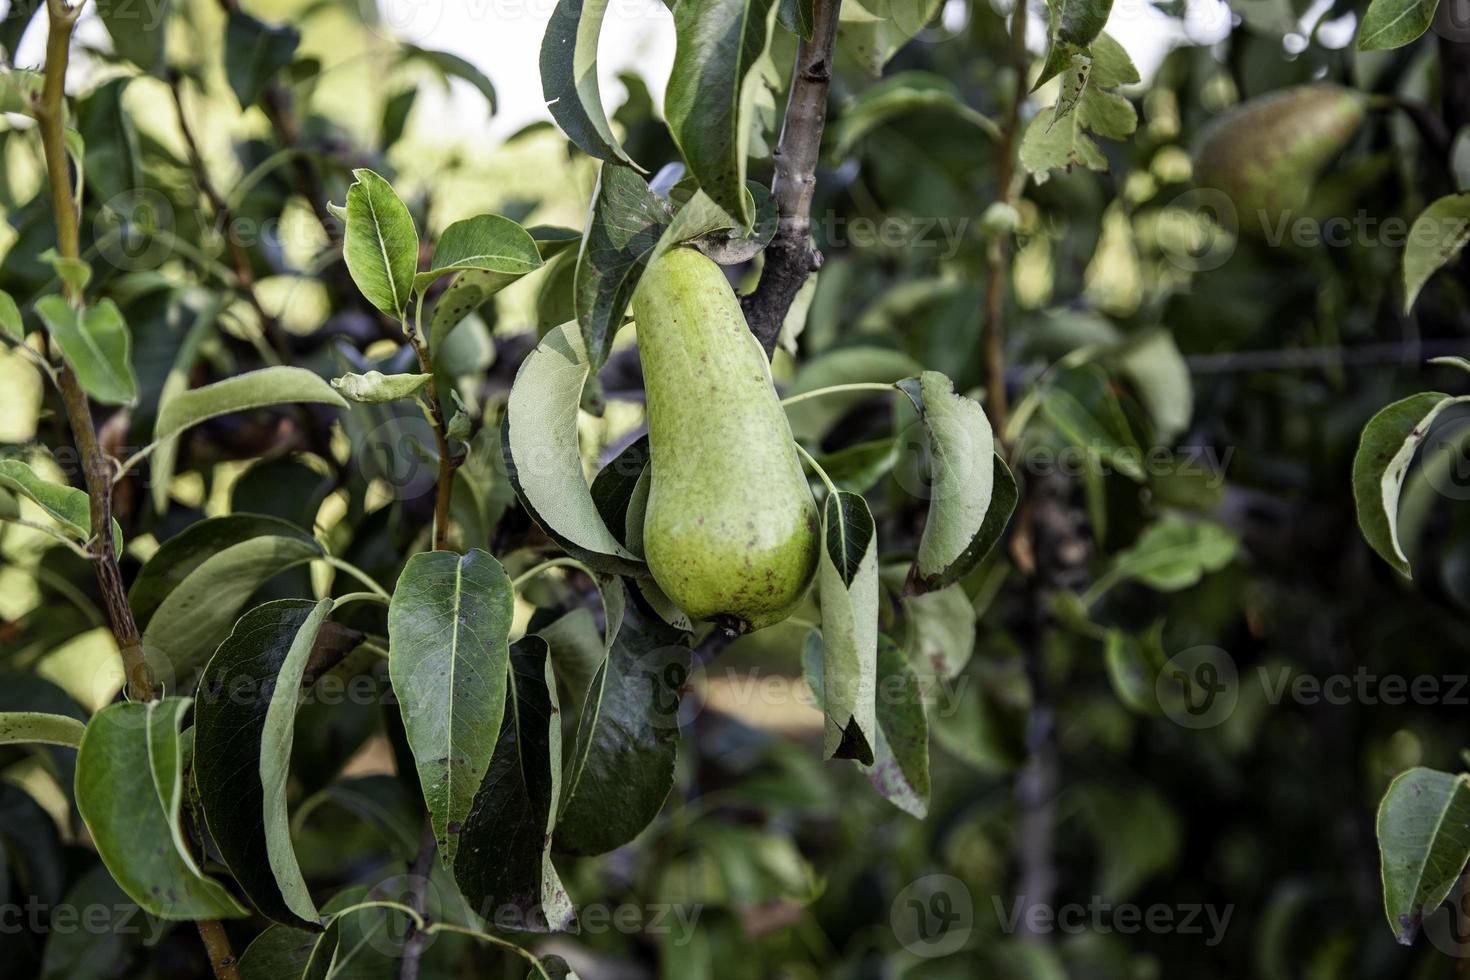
[
  {"xmin": 37, "ymin": 5, "xmax": 238, "ymax": 977},
  {"xmin": 741, "ymin": 0, "xmax": 843, "ymax": 355}
]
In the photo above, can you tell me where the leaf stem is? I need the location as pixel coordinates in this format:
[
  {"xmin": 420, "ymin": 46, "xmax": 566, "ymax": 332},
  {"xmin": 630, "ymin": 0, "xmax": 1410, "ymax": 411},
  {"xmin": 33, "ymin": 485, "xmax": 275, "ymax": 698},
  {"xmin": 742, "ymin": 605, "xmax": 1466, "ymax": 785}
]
[
  {"xmin": 0, "ymin": 515, "xmax": 94, "ymax": 558},
  {"xmin": 779, "ymin": 382, "xmax": 897, "ymax": 407},
  {"xmin": 330, "ymin": 591, "xmax": 391, "ymax": 612},
  {"xmin": 794, "ymin": 442, "xmax": 839, "ymax": 499},
  {"xmin": 511, "ymin": 556, "xmax": 592, "ymax": 591},
  {"xmin": 320, "ymin": 555, "xmax": 391, "ymax": 598}
]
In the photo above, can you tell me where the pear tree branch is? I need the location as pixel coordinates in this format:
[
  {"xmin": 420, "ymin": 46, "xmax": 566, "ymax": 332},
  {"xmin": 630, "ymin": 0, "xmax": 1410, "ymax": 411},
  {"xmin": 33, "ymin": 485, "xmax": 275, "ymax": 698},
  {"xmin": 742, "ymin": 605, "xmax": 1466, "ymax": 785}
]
[{"xmin": 741, "ymin": 0, "xmax": 843, "ymax": 355}]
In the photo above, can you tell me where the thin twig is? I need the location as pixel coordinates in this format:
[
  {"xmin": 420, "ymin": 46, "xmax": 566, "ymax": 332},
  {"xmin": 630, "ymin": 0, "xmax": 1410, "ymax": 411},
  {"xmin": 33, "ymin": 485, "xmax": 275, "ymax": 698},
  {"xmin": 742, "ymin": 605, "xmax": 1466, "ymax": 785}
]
[
  {"xmin": 982, "ymin": 0, "xmax": 1028, "ymax": 441},
  {"xmin": 398, "ymin": 818, "xmax": 438, "ymax": 980},
  {"xmin": 741, "ymin": 0, "xmax": 844, "ymax": 354},
  {"xmin": 36, "ymin": 7, "xmax": 239, "ymax": 978}
]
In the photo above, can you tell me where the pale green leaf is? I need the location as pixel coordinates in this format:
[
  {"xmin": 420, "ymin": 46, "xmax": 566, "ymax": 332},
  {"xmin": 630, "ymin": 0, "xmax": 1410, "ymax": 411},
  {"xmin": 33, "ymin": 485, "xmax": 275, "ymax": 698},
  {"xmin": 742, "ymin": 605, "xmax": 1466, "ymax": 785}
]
[
  {"xmin": 0, "ymin": 711, "xmax": 86, "ymax": 748},
  {"xmin": 34, "ymin": 296, "xmax": 138, "ymax": 406},
  {"xmin": 342, "ymin": 168, "xmax": 419, "ymax": 317},
  {"xmin": 331, "ymin": 370, "xmax": 432, "ymax": 404},
  {"xmin": 815, "ymin": 491, "xmax": 878, "ymax": 763}
]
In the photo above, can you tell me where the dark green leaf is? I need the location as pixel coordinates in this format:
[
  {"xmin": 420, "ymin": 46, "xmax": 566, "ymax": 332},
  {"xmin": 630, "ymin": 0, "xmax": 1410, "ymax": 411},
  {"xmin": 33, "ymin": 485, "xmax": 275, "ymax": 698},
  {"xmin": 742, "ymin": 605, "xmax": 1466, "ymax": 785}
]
[
  {"xmin": 34, "ymin": 296, "xmax": 138, "ymax": 406},
  {"xmin": 414, "ymin": 213, "xmax": 543, "ymax": 294},
  {"xmin": 1358, "ymin": 0, "xmax": 1437, "ymax": 50},
  {"xmin": 195, "ymin": 599, "xmax": 332, "ymax": 928},
  {"xmin": 665, "ymin": 0, "xmax": 780, "ymax": 227},
  {"xmin": 555, "ymin": 585, "xmax": 689, "ymax": 855},
  {"xmin": 1378, "ymin": 767, "xmax": 1470, "ymax": 943},
  {"xmin": 540, "ymin": 0, "xmax": 641, "ymax": 166},
  {"xmin": 454, "ymin": 636, "xmax": 575, "ymax": 932},
  {"xmin": 94, "ymin": 0, "xmax": 169, "ymax": 73},
  {"xmin": 388, "ymin": 549, "xmax": 514, "ymax": 867},
  {"xmin": 224, "ymin": 10, "xmax": 300, "ymax": 108}
]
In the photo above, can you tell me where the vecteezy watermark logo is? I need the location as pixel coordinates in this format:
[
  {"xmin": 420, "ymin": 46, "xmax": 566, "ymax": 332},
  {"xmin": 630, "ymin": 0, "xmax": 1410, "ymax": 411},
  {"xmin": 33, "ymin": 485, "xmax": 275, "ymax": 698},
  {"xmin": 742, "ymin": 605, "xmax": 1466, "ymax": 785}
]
[
  {"xmin": 1421, "ymin": 414, "xmax": 1470, "ymax": 503},
  {"xmin": 94, "ymin": 189, "xmax": 174, "ymax": 272},
  {"xmin": 355, "ymin": 414, "xmax": 439, "ymax": 500},
  {"xmin": 1157, "ymin": 189, "xmax": 1238, "ymax": 272},
  {"xmin": 1421, "ymin": 873, "xmax": 1470, "ymax": 958},
  {"xmin": 631, "ymin": 643, "xmax": 699, "ymax": 729},
  {"xmin": 1435, "ymin": 0, "xmax": 1470, "ymax": 43},
  {"xmin": 1156, "ymin": 645, "xmax": 1237, "ymax": 730},
  {"xmin": 993, "ymin": 896, "xmax": 1234, "ymax": 946},
  {"xmin": 890, "ymin": 874, "xmax": 973, "ymax": 958}
]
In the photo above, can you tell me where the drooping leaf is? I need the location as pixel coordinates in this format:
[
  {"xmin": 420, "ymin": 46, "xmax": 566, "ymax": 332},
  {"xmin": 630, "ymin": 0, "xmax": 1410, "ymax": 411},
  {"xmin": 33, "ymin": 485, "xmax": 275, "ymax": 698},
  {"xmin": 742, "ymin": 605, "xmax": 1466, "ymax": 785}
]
[
  {"xmin": 863, "ymin": 637, "xmax": 930, "ymax": 817},
  {"xmin": 342, "ymin": 169, "xmax": 419, "ymax": 318},
  {"xmin": 901, "ymin": 582, "xmax": 976, "ymax": 683},
  {"xmin": 94, "ymin": 0, "xmax": 169, "ymax": 73},
  {"xmin": 540, "ymin": 0, "xmax": 642, "ymax": 167},
  {"xmin": 134, "ymin": 515, "xmax": 324, "ymax": 679},
  {"xmin": 555, "ymin": 585, "xmax": 688, "ymax": 855},
  {"xmin": 194, "ymin": 599, "xmax": 331, "ymax": 928},
  {"xmin": 665, "ymin": 0, "xmax": 780, "ymax": 227},
  {"xmin": 1116, "ymin": 328, "xmax": 1193, "ymax": 442},
  {"xmin": 1357, "ymin": 0, "xmax": 1438, "ymax": 50},
  {"xmin": 454, "ymin": 636, "xmax": 576, "ymax": 932},
  {"xmin": 0, "ymin": 459, "xmax": 122, "ymax": 551},
  {"xmin": 75, "ymin": 697, "xmax": 249, "ymax": 920},
  {"xmin": 331, "ymin": 370, "xmax": 433, "ymax": 404},
  {"xmin": 413, "ymin": 213, "xmax": 543, "ymax": 294},
  {"xmin": 1403, "ymin": 194, "xmax": 1470, "ymax": 312},
  {"xmin": 34, "ymin": 296, "xmax": 138, "ymax": 406},
  {"xmin": 574, "ymin": 163, "xmax": 674, "ymax": 368},
  {"xmin": 148, "ymin": 366, "xmax": 346, "ymax": 511},
  {"xmin": 814, "ymin": 491, "xmax": 878, "ymax": 763},
  {"xmin": 1353, "ymin": 392, "xmax": 1470, "ymax": 577},
  {"xmin": 388, "ymin": 549, "xmax": 514, "ymax": 867},
  {"xmin": 1377, "ymin": 767, "xmax": 1470, "ymax": 944},
  {"xmin": 0, "ymin": 711, "xmax": 85, "ymax": 748},
  {"xmin": 503, "ymin": 323, "xmax": 646, "ymax": 575},
  {"xmin": 830, "ymin": 72, "xmax": 997, "ymax": 157},
  {"xmin": 1035, "ymin": 0, "xmax": 1114, "ymax": 90},
  {"xmin": 224, "ymin": 9, "xmax": 300, "ymax": 108},
  {"xmin": 398, "ymin": 44, "xmax": 498, "ymax": 113},
  {"xmin": 896, "ymin": 372, "xmax": 1015, "ymax": 592}
]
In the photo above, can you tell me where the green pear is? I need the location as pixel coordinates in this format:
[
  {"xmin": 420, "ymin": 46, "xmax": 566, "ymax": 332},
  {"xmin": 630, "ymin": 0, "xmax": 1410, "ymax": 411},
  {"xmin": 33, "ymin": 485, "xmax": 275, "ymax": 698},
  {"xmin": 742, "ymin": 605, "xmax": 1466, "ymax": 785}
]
[
  {"xmin": 1192, "ymin": 83, "xmax": 1367, "ymax": 232},
  {"xmin": 633, "ymin": 246, "xmax": 819, "ymax": 633}
]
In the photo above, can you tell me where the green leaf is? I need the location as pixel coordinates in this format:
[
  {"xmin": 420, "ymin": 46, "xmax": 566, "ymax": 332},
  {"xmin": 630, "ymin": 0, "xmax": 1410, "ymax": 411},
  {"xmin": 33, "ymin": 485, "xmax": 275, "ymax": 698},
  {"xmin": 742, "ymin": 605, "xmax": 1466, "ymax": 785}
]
[
  {"xmin": 817, "ymin": 438, "xmax": 902, "ymax": 493},
  {"xmin": 149, "ymin": 366, "xmax": 347, "ymax": 511},
  {"xmin": 1357, "ymin": 0, "xmax": 1438, "ymax": 50},
  {"xmin": 1353, "ymin": 392, "xmax": 1470, "ymax": 576},
  {"xmin": 94, "ymin": 0, "xmax": 169, "ymax": 73},
  {"xmin": 1036, "ymin": 0, "xmax": 1114, "ymax": 89},
  {"xmin": 0, "ymin": 287, "xmax": 20, "ymax": 340},
  {"xmin": 897, "ymin": 372, "xmax": 1015, "ymax": 593},
  {"xmin": 665, "ymin": 0, "xmax": 780, "ymax": 227},
  {"xmin": 0, "ymin": 69, "xmax": 43, "ymax": 115},
  {"xmin": 39, "ymin": 248, "xmax": 92, "ymax": 293},
  {"xmin": 1040, "ymin": 363, "xmax": 1146, "ymax": 480},
  {"xmin": 195, "ymin": 599, "xmax": 331, "ymax": 928},
  {"xmin": 342, "ymin": 168, "xmax": 419, "ymax": 317},
  {"xmin": 901, "ymin": 582, "xmax": 976, "ymax": 683},
  {"xmin": 388, "ymin": 549, "xmax": 514, "ymax": 868},
  {"xmin": 863, "ymin": 636, "xmax": 930, "ymax": 817},
  {"xmin": 831, "ymin": 72, "xmax": 997, "ymax": 157},
  {"xmin": 574, "ymin": 163, "xmax": 674, "ymax": 369},
  {"xmin": 34, "ymin": 296, "xmax": 139, "ymax": 406},
  {"xmin": 1103, "ymin": 627, "xmax": 1162, "ymax": 714},
  {"xmin": 0, "ymin": 711, "xmax": 86, "ymax": 748},
  {"xmin": 837, "ymin": 0, "xmax": 942, "ymax": 75},
  {"xmin": 238, "ymin": 924, "xmax": 320, "ymax": 980},
  {"xmin": 39, "ymin": 865, "xmax": 148, "ymax": 980},
  {"xmin": 815, "ymin": 491, "xmax": 878, "ymax": 763},
  {"xmin": 1378, "ymin": 767, "xmax": 1470, "ymax": 943},
  {"xmin": 1098, "ymin": 518, "xmax": 1239, "ymax": 595},
  {"xmin": 779, "ymin": 0, "xmax": 815, "ymax": 37},
  {"xmin": 503, "ymin": 323, "xmax": 647, "ymax": 575},
  {"xmin": 540, "ymin": 0, "xmax": 641, "ymax": 167},
  {"xmin": 414, "ymin": 213, "xmax": 543, "ymax": 294},
  {"xmin": 398, "ymin": 44, "xmax": 498, "ymax": 113},
  {"xmin": 0, "ymin": 459, "xmax": 122, "ymax": 551},
  {"xmin": 1116, "ymin": 328, "xmax": 1193, "ymax": 442},
  {"xmin": 430, "ymin": 268, "xmax": 524, "ymax": 354},
  {"xmin": 554, "ymin": 585, "xmax": 688, "ymax": 855},
  {"xmin": 136, "ymin": 514, "xmax": 323, "ymax": 686},
  {"xmin": 1404, "ymin": 194, "xmax": 1470, "ymax": 312},
  {"xmin": 454, "ymin": 636, "xmax": 575, "ymax": 932},
  {"xmin": 224, "ymin": 9, "xmax": 299, "ymax": 108},
  {"xmin": 331, "ymin": 370, "xmax": 433, "ymax": 404},
  {"xmin": 75, "ymin": 697, "xmax": 249, "ymax": 919}
]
